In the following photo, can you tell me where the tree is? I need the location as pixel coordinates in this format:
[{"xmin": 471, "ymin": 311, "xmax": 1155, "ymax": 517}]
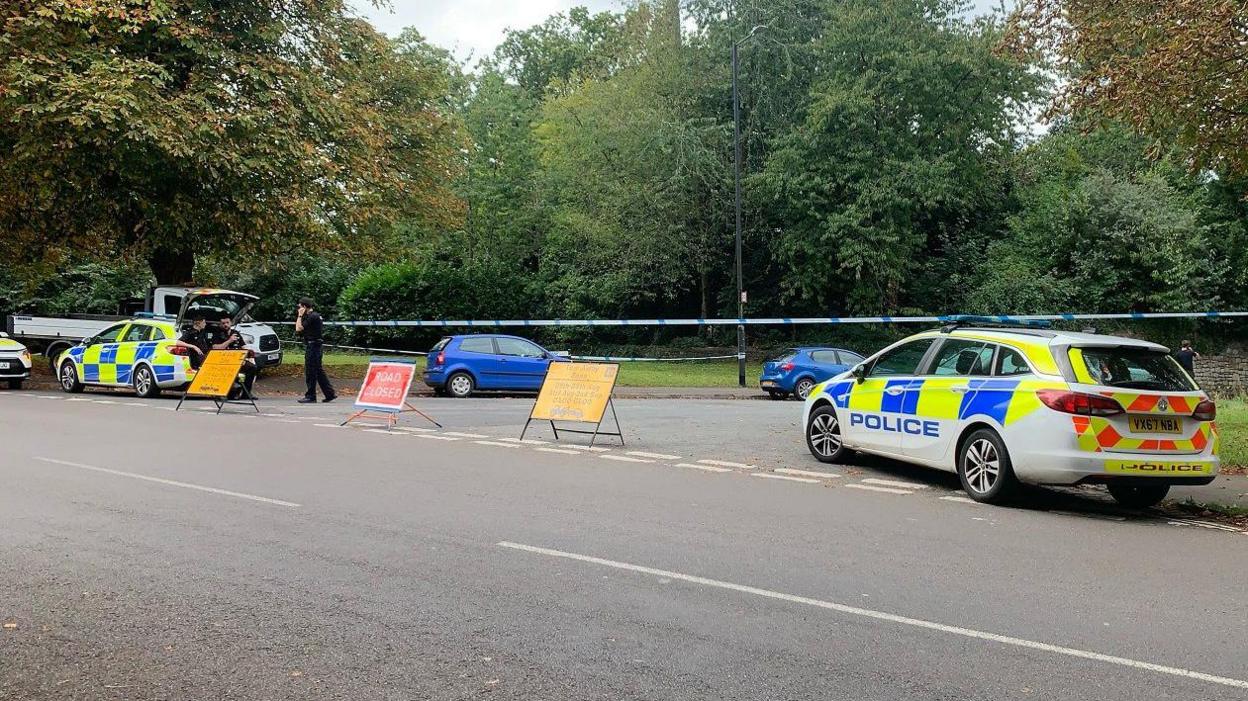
[
  {"xmin": 0, "ymin": 0, "xmax": 463, "ymax": 284},
  {"xmin": 763, "ymin": 0, "xmax": 1042, "ymax": 313},
  {"xmin": 1006, "ymin": 0, "xmax": 1248, "ymax": 177}
]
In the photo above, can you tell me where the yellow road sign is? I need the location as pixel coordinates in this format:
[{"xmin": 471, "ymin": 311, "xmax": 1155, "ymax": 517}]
[
  {"xmin": 530, "ymin": 362, "xmax": 619, "ymax": 423},
  {"xmin": 186, "ymin": 350, "xmax": 248, "ymax": 398}
]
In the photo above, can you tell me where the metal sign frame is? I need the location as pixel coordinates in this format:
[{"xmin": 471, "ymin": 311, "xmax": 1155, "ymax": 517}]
[
  {"xmin": 340, "ymin": 357, "xmax": 441, "ymax": 431},
  {"xmin": 175, "ymin": 350, "xmax": 259, "ymax": 415},
  {"xmin": 521, "ymin": 362, "xmax": 624, "ymax": 447}
]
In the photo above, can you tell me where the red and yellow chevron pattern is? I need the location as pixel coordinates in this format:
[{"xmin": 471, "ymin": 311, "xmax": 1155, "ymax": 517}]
[{"xmin": 1071, "ymin": 416, "xmax": 1217, "ymax": 453}]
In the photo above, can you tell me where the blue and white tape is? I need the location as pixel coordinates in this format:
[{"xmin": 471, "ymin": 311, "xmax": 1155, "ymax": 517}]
[{"xmin": 267, "ymin": 311, "xmax": 1248, "ymax": 328}]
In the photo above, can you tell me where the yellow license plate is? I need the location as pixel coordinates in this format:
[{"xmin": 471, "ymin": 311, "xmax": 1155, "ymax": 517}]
[{"xmin": 1129, "ymin": 415, "xmax": 1182, "ymax": 434}]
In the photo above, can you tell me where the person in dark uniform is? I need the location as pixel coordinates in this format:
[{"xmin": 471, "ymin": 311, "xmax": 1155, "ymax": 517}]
[
  {"xmin": 296, "ymin": 297, "xmax": 336, "ymax": 403},
  {"xmin": 174, "ymin": 315, "xmax": 211, "ymax": 369},
  {"xmin": 214, "ymin": 316, "xmax": 257, "ymax": 396},
  {"xmin": 1175, "ymin": 339, "xmax": 1200, "ymax": 379}
]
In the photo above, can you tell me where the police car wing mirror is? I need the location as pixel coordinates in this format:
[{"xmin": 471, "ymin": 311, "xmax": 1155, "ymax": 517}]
[
  {"xmin": 851, "ymin": 364, "xmax": 867, "ymax": 383},
  {"xmin": 82, "ymin": 336, "xmax": 96, "ymax": 346}
]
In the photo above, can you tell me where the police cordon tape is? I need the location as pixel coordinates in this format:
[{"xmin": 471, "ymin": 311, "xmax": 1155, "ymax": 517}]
[
  {"xmin": 281, "ymin": 339, "xmax": 741, "ymax": 362},
  {"xmin": 266, "ymin": 311, "xmax": 1248, "ymax": 328}
]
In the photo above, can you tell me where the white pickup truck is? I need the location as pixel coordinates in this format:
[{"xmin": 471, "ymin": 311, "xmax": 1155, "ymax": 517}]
[{"xmin": 6, "ymin": 286, "xmax": 283, "ymax": 370}]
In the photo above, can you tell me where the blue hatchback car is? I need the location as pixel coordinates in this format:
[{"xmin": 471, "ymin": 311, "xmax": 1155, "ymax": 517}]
[
  {"xmin": 759, "ymin": 347, "xmax": 865, "ymax": 400},
  {"xmin": 423, "ymin": 334, "xmax": 567, "ymax": 398}
]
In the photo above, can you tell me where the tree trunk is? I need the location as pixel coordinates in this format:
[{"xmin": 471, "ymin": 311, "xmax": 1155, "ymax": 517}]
[{"xmin": 149, "ymin": 247, "xmax": 196, "ymax": 286}]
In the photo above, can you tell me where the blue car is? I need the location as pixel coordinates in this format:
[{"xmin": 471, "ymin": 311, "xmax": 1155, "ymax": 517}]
[
  {"xmin": 759, "ymin": 346, "xmax": 865, "ymax": 400},
  {"xmin": 423, "ymin": 334, "xmax": 567, "ymax": 398}
]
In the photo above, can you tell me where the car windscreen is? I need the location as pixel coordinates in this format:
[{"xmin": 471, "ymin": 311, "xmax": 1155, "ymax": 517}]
[
  {"xmin": 431, "ymin": 338, "xmax": 450, "ymax": 352},
  {"xmin": 1072, "ymin": 346, "xmax": 1196, "ymax": 392},
  {"xmin": 770, "ymin": 351, "xmax": 797, "ymax": 363}
]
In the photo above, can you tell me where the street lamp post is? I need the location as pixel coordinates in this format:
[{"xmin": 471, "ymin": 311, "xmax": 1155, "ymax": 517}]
[{"xmin": 732, "ymin": 26, "xmax": 765, "ymax": 388}]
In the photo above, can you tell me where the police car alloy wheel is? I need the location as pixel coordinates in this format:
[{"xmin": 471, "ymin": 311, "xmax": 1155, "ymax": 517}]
[
  {"xmin": 133, "ymin": 365, "xmax": 161, "ymax": 399},
  {"xmin": 806, "ymin": 405, "xmax": 846, "ymax": 463},
  {"xmin": 447, "ymin": 372, "xmax": 474, "ymax": 398},
  {"xmin": 60, "ymin": 361, "xmax": 83, "ymax": 393},
  {"xmin": 1107, "ymin": 483, "xmax": 1170, "ymax": 509},
  {"xmin": 957, "ymin": 428, "xmax": 1019, "ymax": 504},
  {"xmin": 795, "ymin": 378, "xmax": 815, "ymax": 400}
]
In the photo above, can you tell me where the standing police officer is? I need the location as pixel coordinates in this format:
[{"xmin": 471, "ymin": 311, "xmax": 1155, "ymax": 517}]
[{"xmin": 296, "ymin": 297, "xmax": 337, "ymax": 404}]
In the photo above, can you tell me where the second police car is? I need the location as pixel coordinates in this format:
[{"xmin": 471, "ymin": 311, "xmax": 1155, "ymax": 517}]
[
  {"xmin": 803, "ymin": 318, "xmax": 1218, "ymax": 508},
  {"xmin": 56, "ymin": 290, "xmax": 258, "ymax": 398}
]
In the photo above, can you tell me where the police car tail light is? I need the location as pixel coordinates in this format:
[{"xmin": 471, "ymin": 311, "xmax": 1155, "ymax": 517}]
[
  {"xmin": 1036, "ymin": 390, "xmax": 1123, "ymax": 416},
  {"xmin": 1192, "ymin": 399, "xmax": 1216, "ymax": 421}
]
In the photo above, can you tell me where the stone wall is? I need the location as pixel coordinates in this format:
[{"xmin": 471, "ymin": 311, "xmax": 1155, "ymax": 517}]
[{"xmin": 1194, "ymin": 354, "xmax": 1248, "ymax": 398}]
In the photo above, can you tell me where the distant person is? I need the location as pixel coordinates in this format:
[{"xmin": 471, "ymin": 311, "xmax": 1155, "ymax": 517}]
[
  {"xmin": 214, "ymin": 317, "xmax": 257, "ymax": 397},
  {"xmin": 296, "ymin": 297, "xmax": 336, "ymax": 404},
  {"xmin": 1175, "ymin": 339, "xmax": 1201, "ymax": 378},
  {"xmin": 174, "ymin": 315, "xmax": 211, "ymax": 369}
]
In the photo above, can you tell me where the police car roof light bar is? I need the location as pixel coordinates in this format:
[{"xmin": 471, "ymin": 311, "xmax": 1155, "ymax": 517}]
[
  {"xmin": 939, "ymin": 315, "xmax": 1053, "ymax": 333},
  {"xmin": 133, "ymin": 312, "xmax": 177, "ymax": 320}
]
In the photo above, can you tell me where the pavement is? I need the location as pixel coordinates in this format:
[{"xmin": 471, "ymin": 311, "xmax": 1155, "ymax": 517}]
[{"xmin": 3, "ymin": 388, "xmax": 1248, "ymax": 700}]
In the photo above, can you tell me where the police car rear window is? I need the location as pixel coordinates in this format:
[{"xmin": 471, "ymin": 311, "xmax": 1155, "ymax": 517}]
[{"xmin": 1073, "ymin": 347, "xmax": 1195, "ymax": 392}]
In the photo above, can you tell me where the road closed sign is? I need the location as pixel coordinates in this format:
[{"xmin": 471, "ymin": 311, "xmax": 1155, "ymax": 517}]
[
  {"xmin": 355, "ymin": 360, "xmax": 417, "ymax": 412},
  {"xmin": 186, "ymin": 350, "xmax": 248, "ymax": 397},
  {"xmin": 530, "ymin": 362, "xmax": 619, "ymax": 423}
]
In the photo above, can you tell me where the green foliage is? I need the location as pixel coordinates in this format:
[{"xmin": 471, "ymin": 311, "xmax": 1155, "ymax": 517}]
[{"xmin": 337, "ymin": 258, "xmax": 536, "ymax": 346}]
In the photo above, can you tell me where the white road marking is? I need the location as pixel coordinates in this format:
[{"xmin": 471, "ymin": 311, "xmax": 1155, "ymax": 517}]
[
  {"xmin": 1166, "ymin": 518, "xmax": 1243, "ymax": 533},
  {"xmin": 154, "ymin": 407, "xmax": 176, "ymax": 411},
  {"xmin": 444, "ymin": 432, "xmax": 490, "ymax": 439},
  {"xmin": 626, "ymin": 451, "xmax": 682, "ymax": 461},
  {"xmin": 862, "ymin": 478, "xmax": 930, "ymax": 490},
  {"xmin": 364, "ymin": 429, "xmax": 397, "ymax": 435},
  {"xmin": 535, "ymin": 447, "xmax": 582, "ymax": 455},
  {"xmin": 34, "ymin": 457, "xmax": 300, "ymax": 508},
  {"xmin": 775, "ymin": 468, "xmax": 841, "ymax": 480},
  {"xmin": 261, "ymin": 413, "xmax": 286, "ymax": 417},
  {"xmin": 128, "ymin": 402, "xmax": 149, "ymax": 407},
  {"xmin": 752, "ymin": 473, "xmax": 819, "ymax": 484},
  {"xmin": 92, "ymin": 400, "xmax": 118, "ymax": 404},
  {"xmin": 939, "ymin": 495, "xmax": 980, "ymax": 505},
  {"xmin": 270, "ymin": 419, "xmax": 301, "ymax": 424},
  {"xmin": 497, "ymin": 541, "xmax": 1248, "ymax": 691},
  {"xmin": 415, "ymin": 434, "xmax": 460, "ymax": 441},
  {"xmin": 66, "ymin": 398, "xmax": 91, "ymax": 402},
  {"xmin": 499, "ymin": 437, "xmax": 549, "ymax": 445},
  {"xmin": 393, "ymin": 426, "xmax": 436, "ymax": 433},
  {"xmin": 675, "ymin": 463, "xmax": 732, "ymax": 473},
  {"xmin": 475, "ymin": 440, "xmax": 522, "ymax": 448},
  {"xmin": 35, "ymin": 395, "xmax": 62, "ymax": 400},
  {"xmin": 561, "ymin": 445, "xmax": 611, "ymax": 453},
  {"xmin": 314, "ymin": 423, "xmax": 345, "ymax": 429},
  {"xmin": 696, "ymin": 459, "xmax": 755, "ymax": 470},
  {"xmin": 600, "ymin": 455, "xmax": 655, "ymax": 464},
  {"xmin": 845, "ymin": 483, "xmax": 914, "ymax": 495}
]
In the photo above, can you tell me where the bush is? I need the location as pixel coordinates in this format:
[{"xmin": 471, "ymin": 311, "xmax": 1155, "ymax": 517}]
[{"xmin": 337, "ymin": 258, "xmax": 536, "ymax": 349}]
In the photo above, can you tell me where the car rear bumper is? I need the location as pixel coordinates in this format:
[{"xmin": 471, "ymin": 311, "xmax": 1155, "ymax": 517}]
[
  {"xmin": 759, "ymin": 373, "xmax": 794, "ymax": 392},
  {"xmin": 1013, "ymin": 448, "xmax": 1220, "ymax": 486},
  {"xmin": 422, "ymin": 370, "xmax": 446, "ymax": 388},
  {"xmin": 253, "ymin": 351, "xmax": 283, "ymax": 368}
]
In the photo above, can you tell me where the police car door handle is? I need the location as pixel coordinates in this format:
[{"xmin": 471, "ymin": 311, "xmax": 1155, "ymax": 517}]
[
  {"xmin": 950, "ymin": 385, "xmax": 971, "ymax": 393},
  {"xmin": 884, "ymin": 386, "xmax": 906, "ymax": 396}
]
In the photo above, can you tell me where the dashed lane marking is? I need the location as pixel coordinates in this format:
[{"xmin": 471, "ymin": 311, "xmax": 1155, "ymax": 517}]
[
  {"xmin": 475, "ymin": 440, "xmax": 523, "ymax": 448},
  {"xmin": 499, "ymin": 437, "xmax": 550, "ymax": 445},
  {"xmin": 1051, "ymin": 510, "xmax": 1127, "ymax": 522},
  {"xmin": 752, "ymin": 473, "xmax": 820, "ymax": 484},
  {"xmin": 1166, "ymin": 518, "xmax": 1243, "ymax": 533},
  {"xmin": 675, "ymin": 463, "xmax": 732, "ymax": 473},
  {"xmin": 414, "ymin": 434, "xmax": 460, "ymax": 441},
  {"xmin": 845, "ymin": 483, "xmax": 914, "ymax": 495},
  {"xmin": 535, "ymin": 447, "xmax": 581, "ymax": 455},
  {"xmin": 696, "ymin": 459, "xmax": 755, "ymax": 470},
  {"xmin": 497, "ymin": 541, "xmax": 1248, "ymax": 692},
  {"xmin": 561, "ymin": 445, "xmax": 611, "ymax": 453},
  {"xmin": 393, "ymin": 426, "xmax": 436, "ymax": 433},
  {"xmin": 626, "ymin": 451, "xmax": 682, "ymax": 461},
  {"xmin": 600, "ymin": 455, "xmax": 655, "ymax": 464},
  {"xmin": 444, "ymin": 432, "xmax": 490, "ymax": 439},
  {"xmin": 314, "ymin": 423, "xmax": 345, "ymax": 429},
  {"xmin": 862, "ymin": 478, "xmax": 930, "ymax": 490},
  {"xmin": 34, "ymin": 457, "xmax": 300, "ymax": 508},
  {"xmin": 939, "ymin": 495, "xmax": 980, "ymax": 505},
  {"xmin": 775, "ymin": 468, "xmax": 841, "ymax": 480},
  {"xmin": 66, "ymin": 398, "xmax": 90, "ymax": 402},
  {"xmin": 365, "ymin": 429, "xmax": 399, "ymax": 435}
]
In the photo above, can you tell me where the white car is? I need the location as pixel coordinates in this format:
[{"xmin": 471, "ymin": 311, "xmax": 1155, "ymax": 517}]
[
  {"xmin": 802, "ymin": 319, "xmax": 1218, "ymax": 508},
  {"xmin": 0, "ymin": 332, "xmax": 32, "ymax": 389}
]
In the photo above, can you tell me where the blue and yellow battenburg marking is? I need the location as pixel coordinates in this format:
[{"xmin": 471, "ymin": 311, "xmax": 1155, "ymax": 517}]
[
  {"xmin": 816, "ymin": 377, "xmax": 1059, "ymax": 428},
  {"xmin": 65, "ymin": 326, "xmax": 188, "ymax": 386}
]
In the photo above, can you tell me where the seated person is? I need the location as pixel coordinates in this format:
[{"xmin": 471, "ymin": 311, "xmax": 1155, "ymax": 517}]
[
  {"xmin": 215, "ymin": 316, "xmax": 257, "ymax": 396},
  {"xmin": 174, "ymin": 316, "xmax": 212, "ymax": 369}
]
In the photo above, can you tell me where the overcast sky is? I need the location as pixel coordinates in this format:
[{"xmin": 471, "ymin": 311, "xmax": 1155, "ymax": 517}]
[{"xmin": 356, "ymin": 1, "xmax": 1010, "ymax": 64}]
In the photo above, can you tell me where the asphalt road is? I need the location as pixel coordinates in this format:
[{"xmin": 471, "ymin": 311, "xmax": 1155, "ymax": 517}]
[{"xmin": 2, "ymin": 389, "xmax": 1247, "ymax": 700}]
